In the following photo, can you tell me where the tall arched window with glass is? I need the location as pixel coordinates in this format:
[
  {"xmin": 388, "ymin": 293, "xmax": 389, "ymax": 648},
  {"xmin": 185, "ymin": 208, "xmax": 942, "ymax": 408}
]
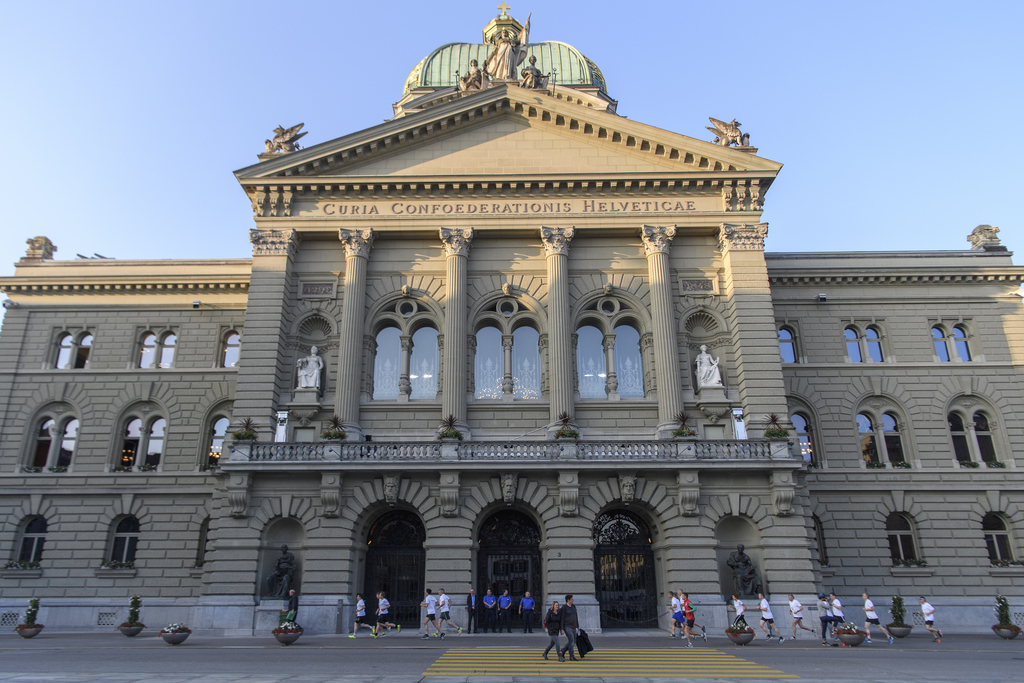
[
  {"xmin": 474, "ymin": 326, "xmax": 503, "ymax": 399},
  {"xmin": 511, "ymin": 326, "xmax": 541, "ymax": 399},
  {"xmin": 139, "ymin": 334, "xmax": 158, "ymax": 368},
  {"xmin": 207, "ymin": 417, "xmax": 230, "ymax": 468},
  {"xmin": 778, "ymin": 328, "xmax": 797, "ymax": 363},
  {"xmin": 575, "ymin": 325, "xmax": 607, "ymax": 398},
  {"xmin": 32, "ymin": 420, "xmax": 54, "ymax": 469},
  {"xmin": 947, "ymin": 413, "xmax": 971, "ymax": 463},
  {"xmin": 982, "ymin": 513, "xmax": 1014, "ymax": 564},
  {"xmin": 973, "ymin": 412, "xmax": 997, "ymax": 462},
  {"xmin": 857, "ymin": 413, "xmax": 878, "ymax": 464},
  {"xmin": 55, "ymin": 334, "xmax": 75, "ymax": 368},
  {"xmin": 372, "ymin": 327, "xmax": 401, "ymax": 400},
  {"xmin": 881, "ymin": 413, "xmax": 904, "ymax": 464},
  {"xmin": 865, "ymin": 327, "xmax": 884, "ymax": 362},
  {"xmin": 158, "ymin": 333, "xmax": 176, "ymax": 368},
  {"xmin": 222, "ymin": 332, "xmax": 241, "ymax": 368},
  {"xmin": 55, "ymin": 333, "xmax": 92, "ymax": 369},
  {"xmin": 932, "ymin": 327, "xmax": 950, "ymax": 362},
  {"xmin": 612, "ymin": 325, "xmax": 644, "ymax": 398},
  {"xmin": 19, "ymin": 517, "xmax": 47, "ymax": 564},
  {"xmin": 110, "ymin": 516, "xmax": 141, "ymax": 565},
  {"xmin": 844, "ymin": 328, "xmax": 862, "ymax": 362},
  {"xmin": 29, "ymin": 416, "xmax": 77, "ymax": 470},
  {"xmin": 953, "ymin": 326, "xmax": 971, "ymax": 361},
  {"xmin": 408, "ymin": 327, "xmax": 439, "ymax": 399},
  {"xmin": 791, "ymin": 413, "xmax": 815, "ymax": 464},
  {"xmin": 886, "ymin": 512, "xmax": 918, "ymax": 564},
  {"xmin": 119, "ymin": 417, "xmax": 166, "ymax": 470}
]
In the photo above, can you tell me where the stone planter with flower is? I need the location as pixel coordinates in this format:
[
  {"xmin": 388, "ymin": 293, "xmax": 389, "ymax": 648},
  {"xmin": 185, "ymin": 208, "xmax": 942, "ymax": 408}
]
[
  {"xmin": 321, "ymin": 414, "xmax": 347, "ymax": 441},
  {"xmin": 437, "ymin": 414, "xmax": 465, "ymax": 442},
  {"xmin": 835, "ymin": 623, "xmax": 867, "ymax": 646},
  {"xmin": 725, "ymin": 624, "xmax": 755, "ymax": 645},
  {"xmin": 272, "ymin": 620, "xmax": 304, "ymax": 645},
  {"xmin": 672, "ymin": 410, "xmax": 697, "ymax": 440},
  {"xmin": 992, "ymin": 594, "xmax": 1021, "ymax": 640},
  {"xmin": 886, "ymin": 595, "xmax": 913, "ymax": 638},
  {"xmin": 552, "ymin": 411, "xmax": 579, "ymax": 441},
  {"xmin": 15, "ymin": 597, "xmax": 44, "ymax": 638},
  {"xmin": 118, "ymin": 594, "xmax": 145, "ymax": 637},
  {"xmin": 159, "ymin": 623, "xmax": 192, "ymax": 645}
]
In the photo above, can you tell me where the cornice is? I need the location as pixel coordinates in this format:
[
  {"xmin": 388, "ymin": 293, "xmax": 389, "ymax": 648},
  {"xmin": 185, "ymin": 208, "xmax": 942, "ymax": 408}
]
[
  {"xmin": 0, "ymin": 278, "xmax": 250, "ymax": 295},
  {"xmin": 768, "ymin": 271, "xmax": 1024, "ymax": 286}
]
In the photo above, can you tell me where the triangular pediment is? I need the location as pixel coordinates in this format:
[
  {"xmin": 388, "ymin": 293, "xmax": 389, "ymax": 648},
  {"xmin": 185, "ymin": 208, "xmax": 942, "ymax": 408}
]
[{"xmin": 235, "ymin": 85, "xmax": 781, "ymax": 183}]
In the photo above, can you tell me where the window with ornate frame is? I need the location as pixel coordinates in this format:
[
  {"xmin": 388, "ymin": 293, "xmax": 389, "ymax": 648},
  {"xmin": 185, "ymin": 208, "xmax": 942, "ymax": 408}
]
[
  {"xmin": 27, "ymin": 411, "xmax": 79, "ymax": 471},
  {"xmin": 54, "ymin": 331, "xmax": 93, "ymax": 369},
  {"xmin": 18, "ymin": 516, "xmax": 48, "ymax": 564},
  {"xmin": 778, "ymin": 326, "xmax": 798, "ymax": 364},
  {"xmin": 205, "ymin": 416, "xmax": 230, "ymax": 468},
  {"xmin": 116, "ymin": 414, "xmax": 167, "ymax": 471},
  {"xmin": 843, "ymin": 323, "xmax": 887, "ymax": 363},
  {"xmin": 370, "ymin": 300, "xmax": 440, "ymax": 402},
  {"xmin": 574, "ymin": 297, "xmax": 648, "ymax": 401},
  {"xmin": 471, "ymin": 297, "xmax": 542, "ymax": 401},
  {"xmin": 221, "ymin": 331, "xmax": 241, "ymax": 368},
  {"xmin": 138, "ymin": 330, "xmax": 177, "ymax": 369},
  {"xmin": 856, "ymin": 404, "xmax": 910, "ymax": 468},
  {"xmin": 982, "ymin": 513, "xmax": 1014, "ymax": 564},
  {"xmin": 886, "ymin": 512, "xmax": 919, "ymax": 564},
  {"xmin": 790, "ymin": 412, "xmax": 817, "ymax": 464},
  {"xmin": 109, "ymin": 516, "xmax": 141, "ymax": 564},
  {"xmin": 947, "ymin": 403, "xmax": 1003, "ymax": 466},
  {"xmin": 931, "ymin": 322, "xmax": 974, "ymax": 362}
]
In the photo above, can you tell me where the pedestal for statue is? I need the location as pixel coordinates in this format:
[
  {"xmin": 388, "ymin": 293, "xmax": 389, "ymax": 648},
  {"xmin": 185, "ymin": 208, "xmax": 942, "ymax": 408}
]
[{"xmin": 695, "ymin": 385, "xmax": 731, "ymax": 429}]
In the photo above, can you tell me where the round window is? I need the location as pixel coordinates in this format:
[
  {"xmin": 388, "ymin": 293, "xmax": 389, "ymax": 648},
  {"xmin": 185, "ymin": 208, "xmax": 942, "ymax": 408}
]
[
  {"xmin": 397, "ymin": 301, "xmax": 417, "ymax": 317},
  {"xmin": 598, "ymin": 298, "xmax": 619, "ymax": 316},
  {"xmin": 497, "ymin": 299, "xmax": 518, "ymax": 317}
]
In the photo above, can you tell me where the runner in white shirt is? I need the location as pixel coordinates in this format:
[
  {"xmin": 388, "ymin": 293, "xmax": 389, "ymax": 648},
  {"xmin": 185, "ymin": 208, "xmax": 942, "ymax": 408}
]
[
  {"xmin": 817, "ymin": 593, "xmax": 838, "ymax": 646},
  {"xmin": 668, "ymin": 591, "xmax": 683, "ymax": 637},
  {"xmin": 436, "ymin": 588, "xmax": 463, "ymax": 635},
  {"xmin": 757, "ymin": 592, "xmax": 785, "ymax": 643},
  {"xmin": 916, "ymin": 597, "xmax": 942, "ymax": 642},
  {"xmin": 861, "ymin": 593, "xmax": 893, "ymax": 644},
  {"xmin": 730, "ymin": 593, "xmax": 748, "ymax": 628},
  {"xmin": 373, "ymin": 591, "xmax": 399, "ymax": 637},
  {"xmin": 829, "ymin": 592, "xmax": 845, "ymax": 639},
  {"xmin": 350, "ymin": 593, "xmax": 374, "ymax": 637},
  {"xmin": 787, "ymin": 594, "xmax": 815, "ymax": 639},
  {"xmin": 420, "ymin": 588, "xmax": 445, "ymax": 639}
]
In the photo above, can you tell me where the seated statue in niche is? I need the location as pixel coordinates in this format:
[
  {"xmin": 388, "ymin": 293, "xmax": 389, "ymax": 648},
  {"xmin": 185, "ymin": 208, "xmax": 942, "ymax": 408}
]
[
  {"xmin": 726, "ymin": 544, "xmax": 763, "ymax": 597},
  {"xmin": 695, "ymin": 344, "xmax": 723, "ymax": 387},
  {"xmin": 266, "ymin": 544, "xmax": 297, "ymax": 597},
  {"xmin": 296, "ymin": 346, "xmax": 324, "ymax": 390}
]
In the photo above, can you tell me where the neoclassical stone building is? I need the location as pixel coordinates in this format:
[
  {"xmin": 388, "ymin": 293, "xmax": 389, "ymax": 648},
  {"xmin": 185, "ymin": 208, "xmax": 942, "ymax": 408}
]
[{"xmin": 2, "ymin": 11, "xmax": 1023, "ymax": 634}]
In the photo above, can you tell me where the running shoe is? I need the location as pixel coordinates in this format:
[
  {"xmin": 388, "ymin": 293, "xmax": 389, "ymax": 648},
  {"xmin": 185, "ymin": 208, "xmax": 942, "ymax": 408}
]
[
  {"xmin": 372, "ymin": 633, "xmax": 378, "ymax": 638},
  {"xmin": 440, "ymin": 632, "xmax": 446, "ymax": 640},
  {"xmin": 701, "ymin": 630, "xmax": 707, "ymax": 643},
  {"xmin": 686, "ymin": 642, "xmax": 693, "ymax": 648},
  {"xmin": 779, "ymin": 636, "xmax": 785, "ymax": 643},
  {"xmin": 348, "ymin": 634, "xmax": 355, "ymax": 638},
  {"xmin": 387, "ymin": 626, "xmax": 391, "ymax": 633},
  {"xmin": 396, "ymin": 625, "xmax": 402, "ymax": 634},
  {"xmin": 457, "ymin": 627, "xmax": 462, "ymax": 635},
  {"xmin": 888, "ymin": 636, "xmax": 894, "ymax": 645},
  {"xmin": 765, "ymin": 634, "xmax": 772, "ymax": 640},
  {"xmin": 421, "ymin": 634, "xmax": 430, "ymax": 640}
]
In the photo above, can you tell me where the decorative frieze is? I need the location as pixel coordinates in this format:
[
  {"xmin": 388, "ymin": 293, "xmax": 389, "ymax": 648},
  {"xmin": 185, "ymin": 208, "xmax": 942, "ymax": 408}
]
[
  {"xmin": 769, "ymin": 471, "xmax": 795, "ymax": 516},
  {"xmin": 618, "ymin": 474, "xmax": 636, "ymax": 504},
  {"xmin": 558, "ymin": 471, "xmax": 579, "ymax": 516},
  {"xmin": 249, "ymin": 228, "xmax": 298, "ymax": 257},
  {"xmin": 382, "ymin": 475, "xmax": 400, "ymax": 505},
  {"xmin": 439, "ymin": 227, "xmax": 474, "ymax": 257},
  {"xmin": 338, "ymin": 228, "xmax": 374, "ymax": 258},
  {"xmin": 719, "ymin": 223, "xmax": 768, "ymax": 252},
  {"xmin": 500, "ymin": 473, "xmax": 518, "ymax": 504},
  {"xmin": 677, "ymin": 471, "xmax": 700, "ymax": 516},
  {"xmin": 320, "ymin": 473, "xmax": 342, "ymax": 518},
  {"xmin": 540, "ymin": 226, "xmax": 575, "ymax": 256},
  {"xmin": 227, "ymin": 473, "xmax": 252, "ymax": 518},
  {"xmin": 639, "ymin": 224, "xmax": 676, "ymax": 255},
  {"xmin": 439, "ymin": 471, "xmax": 460, "ymax": 517}
]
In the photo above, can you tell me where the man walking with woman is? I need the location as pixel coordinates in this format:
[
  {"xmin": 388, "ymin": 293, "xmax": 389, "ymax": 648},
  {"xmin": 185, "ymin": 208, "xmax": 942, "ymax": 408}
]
[{"xmin": 543, "ymin": 600, "xmax": 563, "ymax": 661}]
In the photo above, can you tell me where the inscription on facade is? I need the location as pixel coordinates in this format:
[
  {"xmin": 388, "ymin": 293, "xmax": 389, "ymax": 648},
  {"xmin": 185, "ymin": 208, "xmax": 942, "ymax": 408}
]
[
  {"xmin": 311, "ymin": 196, "xmax": 715, "ymax": 218},
  {"xmin": 680, "ymin": 280, "xmax": 714, "ymax": 292},
  {"xmin": 301, "ymin": 284, "xmax": 334, "ymax": 296}
]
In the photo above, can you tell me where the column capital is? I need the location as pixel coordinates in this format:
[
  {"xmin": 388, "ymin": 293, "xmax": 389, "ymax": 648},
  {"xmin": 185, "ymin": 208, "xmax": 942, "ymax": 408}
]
[
  {"xmin": 640, "ymin": 224, "xmax": 676, "ymax": 255},
  {"xmin": 540, "ymin": 226, "xmax": 575, "ymax": 256},
  {"xmin": 439, "ymin": 227, "xmax": 474, "ymax": 257},
  {"xmin": 338, "ymin": 228, "xmax": 374, "ymax": 258},
  {"xmin": 719, "ymin": 222, "xmax": 768, "ymax": 253},
  {"xmin": 249, "ymin": 228, "xmax": 299, "ymax": 257}
]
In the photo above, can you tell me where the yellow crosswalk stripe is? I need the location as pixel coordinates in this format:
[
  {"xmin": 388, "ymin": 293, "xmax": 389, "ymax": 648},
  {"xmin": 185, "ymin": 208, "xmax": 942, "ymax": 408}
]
[{"xmin": 424, "ymin": 646, "xmax": 796, "ymax": 678}]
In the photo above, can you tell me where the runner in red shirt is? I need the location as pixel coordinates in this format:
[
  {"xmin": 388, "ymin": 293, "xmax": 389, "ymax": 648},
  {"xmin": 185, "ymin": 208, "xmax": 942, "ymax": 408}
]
[{"xmin": 680, "ymin": 591, "xmax": 707, "ymax": 647}]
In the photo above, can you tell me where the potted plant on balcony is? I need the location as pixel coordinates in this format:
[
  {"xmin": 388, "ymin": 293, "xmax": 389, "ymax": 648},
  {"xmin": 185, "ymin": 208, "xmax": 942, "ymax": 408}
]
[
  {"xmin": 835, "ymin": 622, "xmax": 868, "ymax": 646},
  {"xmin": 321, "ymin": 415, "xmax": 346, "ymax": 441},
  {"xmin": 232, "ymin": 417, "xmax": 259, "ymax": 442},
  {"xmin": 15, "ymin": 598, "xmax": 43, "ymax": 638},
  {"xmin": 725, "ymin": 624, "xmax": 755, "ymax": 645},
  {"xmin": 272, "ymin": 620, "xmax": 304, "ymax": 645},
  {"xmin": 762, "ymin": 413, "xmax": 790, "ymax": 439},
  {"xmin": 886, "ymin": 595, "xmax": 913, "ymax": 638},
  {"xmin": 671, "ymin": 410, "xmax": 697, "ymax": 439},
  {"xmin": 992, "ymin": 594, "xmax": 1021, "ymax": 640},
  {"xmin": 159, "ymin": 622, "xmax": 192, "ymax": 645},
  {"xmin": 437, "ymin": 414, "xmax": 464, "ymax": 441},
  {"xmin": 553, "ymin": 412, "xmax": 580, "ymax": 441},
  {"xmin": 118, "ymin": 594, "xmax": 145, "ymax": 637}
]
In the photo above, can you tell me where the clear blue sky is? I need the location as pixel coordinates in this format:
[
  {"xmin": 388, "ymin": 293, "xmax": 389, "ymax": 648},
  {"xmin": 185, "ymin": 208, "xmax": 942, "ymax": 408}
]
[{"xmin": 1, "ymin": 0, "xmax": 1021, "ymax": 278}]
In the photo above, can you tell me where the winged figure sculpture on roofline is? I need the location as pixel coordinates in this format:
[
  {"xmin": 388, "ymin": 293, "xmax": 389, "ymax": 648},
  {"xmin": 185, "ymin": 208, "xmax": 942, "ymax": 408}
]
[
  {"xmin": 706, "ymin": 118, "xmax": 750, "ymax": 147},
  {"xmin": 264, "ymin": 123, "xmax": 307, "ymax": 154}
]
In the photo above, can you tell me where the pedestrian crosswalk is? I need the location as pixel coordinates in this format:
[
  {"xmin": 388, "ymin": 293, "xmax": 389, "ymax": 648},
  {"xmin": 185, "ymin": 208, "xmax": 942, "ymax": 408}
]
[{"xmin": 424, "ymin": 647, "xmax": 795, "ymax": 678}]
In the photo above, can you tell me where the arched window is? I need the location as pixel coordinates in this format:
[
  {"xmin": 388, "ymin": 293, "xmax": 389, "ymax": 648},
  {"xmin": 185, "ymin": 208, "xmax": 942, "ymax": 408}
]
[
  {"xmin": 28, "ymin": 414, "xmax": 78, "ymax": 471},
  {"xmin": 139, "ymin": 334, "xmax": 158, "ymax": 368},
  {"xmin": 18, "ymin": 517, "xmax": 47, "ymax": 564},
  {"xmin": 110, "ymin": 516, "xmax": 141, "ymax": 565},
  {"xmin": 857, "ymin": 413, "xmax": 878, "ymax": 464},
  {"xmin": 75, "ymin": 334, "xmax": 93, "ymax": 368},
  {"xmin": 372, "ymin": 327, "xmax": 401, "ymax": 400},
  {"xmin": 474, "ymin": 326, "xmax": 503, "ymax": 399},
  {"xmin": 56, "ymin": 419, "xmax": 78, "ymax": 468},
  {"xmin": 953, "ymin": 326, "xmax": 971, "ymax": 361},
  {"xmin": 932, "ymin": 327, "xmax": 950, "ymax": 362},
  {"xmin": 158, "ymin": 333, "xmax": 176, "ymax": 368},
  {"xmin": 117, "ymin": 416, "xmax": 167, "ymax": 471},
  {"xmin": 32, "ymin": 419, "xmax": 54, "ymax": 469},
  {"xmin": 144, "ymin": 418, "xmax": 165, "ymax": 467},
  {"xmin": 779, "ymin": 327, "xmax": 797, "ymax": 364},
  {"xmin": 865, "ymin": 327, "xmax": 884, "ymax": 362},
  {"xmin": 576, "ymin": 325, "xmax": 607, "ymax": 398},
  {"xmin": 221, "ymin": 332, "xmax": 241, "ymax": 368},
  {"xmin": 973, "ymin": 412, "xmax": 997, "ymax": 462},
  {"xmin": 120, "ymin": 419, "xmax": 142, "ymax": 469},
  {"xmin": 983, "ymin": 513, "xmax": 1014, "ymax": 564},
  {"xmin": 886, "ymin": 512, "xmax": 918, "ymax": 564},
  {"xmin": 207, "ymin": 417, "xmax": 229, "ymax": 468},
  {"xmin": 791, "ymin": 413, "xmax": 815, "ymax": 464},
  {"xmin": 948, "ymin": 413, "xmax": 971, "ymax": 462},
  {"xmin": 409, "ymin": 327, "xmax": 439, "ymax": 399},
  {"xmin": 511, "ymin": 326, "xmax": 541, "ymax": 399},
  {"xmin": 881, "ymin": 413, "xmax": 905, "ymax": 464},
  {"xmin": 613, "ymin": 324, "xmax": 644, "ymax": 398},
  {"xmin": 844, "ymin": 327, "xmax": 862, "ymax": 362},
  {"xmin": 55, "ymin": 333, "xmax": 74, "ymax": 369},
  {"xmin": 812, "ymin": 514, "xmax": 829, "ymax": 566},
  {"xmin": 139, "ymin": 332, "xmax": 176, "ymax": 369}
]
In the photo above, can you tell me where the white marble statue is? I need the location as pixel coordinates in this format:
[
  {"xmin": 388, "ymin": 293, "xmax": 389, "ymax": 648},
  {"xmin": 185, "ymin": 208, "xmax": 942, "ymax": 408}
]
[
  {"xmin": 695, "ymin": 344, "xmax": 723, "ymax": 387},
  {"xmin": 484, "ymin": 14, "xmax": 530, "ymax": 80},
  {"xmin": 296, "ymin": 346, "xmax": 324, "ymax": 390}
]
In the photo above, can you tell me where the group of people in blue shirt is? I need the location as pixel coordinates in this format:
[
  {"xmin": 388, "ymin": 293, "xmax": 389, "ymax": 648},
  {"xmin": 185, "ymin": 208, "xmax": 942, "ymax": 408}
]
[{"xmin": 466, "ymin": 587, "xmax": 537, "ymax": 633}]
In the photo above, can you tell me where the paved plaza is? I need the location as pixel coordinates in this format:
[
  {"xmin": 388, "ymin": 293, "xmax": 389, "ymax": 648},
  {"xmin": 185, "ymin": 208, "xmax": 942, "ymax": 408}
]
[{"xmin": 2, "ymin": 630, "xmax": 1022, "ymax": 683}]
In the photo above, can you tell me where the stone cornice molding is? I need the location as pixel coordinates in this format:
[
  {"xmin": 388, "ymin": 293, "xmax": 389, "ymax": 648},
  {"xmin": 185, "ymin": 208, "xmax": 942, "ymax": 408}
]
[
  {"xmin": 0, "ymin": 279, "xmax": 249, "ymax": 296},
  {"xmin": 249, "ymin": 228, "xmax": 298, "ymax": 257},
  {"xmin": 439, "ymin": 227, "xmax": 474, "ymax": 257},
  {"xmin": 338, "ymin": 228, "xmax": 374, "ymax": 258},
  {"xmin": 640, "ymin": 224, "xmax": 676, "ymax": 255},
  {"xmin": 768, "ymin": 271, "xmax": 1024, "ymax": 286},
  {"xmin": 540, "ymin": 226, "xmax": 575, "ymax": 256},
  {"xmin": 719, "ymin": 222, "xmax": 768, "ymax": 253}
]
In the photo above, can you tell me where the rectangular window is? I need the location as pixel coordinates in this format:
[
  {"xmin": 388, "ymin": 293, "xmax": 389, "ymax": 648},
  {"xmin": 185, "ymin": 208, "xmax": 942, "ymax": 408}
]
[
  {"xmin": 885, "ymin": 434, "xmax": 905, "ymax": 464},
  {"xmin": 860, "ymin": 434, "xmax": 878, "ymax": 464},
  {"xmin": 951, "ymin": 435, "xmax": 971, "ymax": 462},
  {"xmin": 977, "ymin": 435, "xmax": 997, "ymax": 463}
]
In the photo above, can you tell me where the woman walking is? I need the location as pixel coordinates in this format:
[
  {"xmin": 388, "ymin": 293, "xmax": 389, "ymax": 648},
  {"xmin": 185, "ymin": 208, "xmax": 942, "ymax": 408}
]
[{"xmin": 543, "ymin": 600, "xmax": 564, "ymax": 661}]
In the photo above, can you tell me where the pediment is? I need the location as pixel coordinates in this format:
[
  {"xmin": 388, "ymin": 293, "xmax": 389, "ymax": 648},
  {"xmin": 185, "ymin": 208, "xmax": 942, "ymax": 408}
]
[{"xmin": 235, "ymin": 85, "xmax": 781, "ymax": 183}]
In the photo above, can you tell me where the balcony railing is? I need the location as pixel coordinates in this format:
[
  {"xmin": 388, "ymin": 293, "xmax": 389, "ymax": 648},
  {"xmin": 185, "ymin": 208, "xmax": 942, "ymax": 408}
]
[{"xmin": 226, "ymin": 439, "xmax": 792, "ymax": 464}]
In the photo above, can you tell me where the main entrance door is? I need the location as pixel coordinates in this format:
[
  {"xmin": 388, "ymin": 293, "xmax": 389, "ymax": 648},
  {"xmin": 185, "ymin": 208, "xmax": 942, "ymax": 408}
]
[
  {"xmin": 364, "ymin": 510, "xmax": 425, "ymax": 627},
  {"xmin": 477, "ymin": 510, "xmax": 542, "ymax": 629},
  {"xmin": 593, "ymin": 509, "xmax": 658, "ymax": 628}
]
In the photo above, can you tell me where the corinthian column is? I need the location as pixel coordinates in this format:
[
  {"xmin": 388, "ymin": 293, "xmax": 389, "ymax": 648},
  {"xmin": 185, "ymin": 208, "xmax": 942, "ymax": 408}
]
[
  {"xmin": 335, "ymin": 229, "xmax": 374, "ymax": 439},
  {"xmin": 541, "ymin": 226, "xmax": 574, "ymax": 429},
  {"xmin": 439, "ymin": 227, "xmax": 473, "ymax": 433},
  {"xmin": 640, "ymin": 224, "xmax": 682, "ymax": 437}
]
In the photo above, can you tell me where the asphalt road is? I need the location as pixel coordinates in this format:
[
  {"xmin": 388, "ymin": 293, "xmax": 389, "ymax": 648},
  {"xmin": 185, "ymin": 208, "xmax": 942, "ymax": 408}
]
[{"xmin": 3, "ymin": 629, "xmax": 1022, "ymax": 682}]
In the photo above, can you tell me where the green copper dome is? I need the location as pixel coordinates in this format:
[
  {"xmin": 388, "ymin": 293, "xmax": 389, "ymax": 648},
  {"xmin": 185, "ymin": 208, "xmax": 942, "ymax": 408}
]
[{"xmin": 403, "ymin": 41, "xmax": 607, "ymax": 96}]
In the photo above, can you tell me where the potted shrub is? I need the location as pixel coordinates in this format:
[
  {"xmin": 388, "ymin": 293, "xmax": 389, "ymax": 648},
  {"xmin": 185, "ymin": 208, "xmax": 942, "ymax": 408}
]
[
  {"xmin": 725, "ymin": 624, "xmax": 755, "ymax": 645},
  {"xmin": 15, "ymin": 598, "xmax": 44, "ymax": 638},
  {"xmin": 272, "ymin": 620, "xmax": 304, "ymax": 645},
  {"xmin": 437, "ymin": 414, "xmax": 464, "ymax": 441},
  {"xmin": 321, "ymin": 414, "xmax": 346, "ymax": 441},
  {"xmin": 159, "ymin": 622, "xmax": 192, "ymax": 645},
  {"xmin": 992, "ymin": 595, "xmax": 1021, "ymax": 640},
  {"xmin": 553, "ymin": 411, "xmax": 580, "ymax": 441},
  {"xmin": 887, "ymin": 595, "xmax": 913, "ymax": 638},
  {"xmin": 835, "ymin": 622, "xmax": 868, "ymax": 646},
  {"xmin": 762, "ymin": 413, "xmax": 790, "ymax": 439},
  {"xmin": 671, "ymin": 410, "xmax": 697, "ymax": 439},
  {"xmin": 118, "ymin": 594, "xmax": 145, "ymax": 637},
  {"xmin": 231, "ymin": 417, "xmax": 259, "ymax": 442}
]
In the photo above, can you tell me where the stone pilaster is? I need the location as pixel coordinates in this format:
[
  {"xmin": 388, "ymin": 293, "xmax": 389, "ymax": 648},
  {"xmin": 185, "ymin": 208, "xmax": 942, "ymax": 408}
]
[
  {"xmin": 541, "ymin": 226, "xmax": 574, "ymax": 429},
  {"xmin": 717, "ymin": 223, "xmax": 788, "ymax": 436},
  {"xmin": 439, "ymin": 227, "xmax": 473, "ymax": 433},
  {"xmin": 640, "ymin": 225, "xmax": 683, "ymax": 438},
  {"xmin": 335, "ymin": 229, "xmax": 374, "ymax": 439}
]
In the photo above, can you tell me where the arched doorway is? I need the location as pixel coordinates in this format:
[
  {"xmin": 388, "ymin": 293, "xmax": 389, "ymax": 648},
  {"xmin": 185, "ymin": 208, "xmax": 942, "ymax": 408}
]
[
  {"xmin": 477, "ymin": 510, "xmax": 542, "ymax": 629},
  {"xmin": 593, "ymin": 509, "xmax": 658, "ymax": 628},
  {"xmin": 364, "ymin": 510, "xmax": 425, "ymax": 627}
]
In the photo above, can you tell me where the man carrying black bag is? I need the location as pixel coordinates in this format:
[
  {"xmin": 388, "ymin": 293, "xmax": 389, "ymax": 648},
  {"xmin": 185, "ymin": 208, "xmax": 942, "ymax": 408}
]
[{"xmin": 576, "ymin": 626, "xmax": 594, "ymax": 659}]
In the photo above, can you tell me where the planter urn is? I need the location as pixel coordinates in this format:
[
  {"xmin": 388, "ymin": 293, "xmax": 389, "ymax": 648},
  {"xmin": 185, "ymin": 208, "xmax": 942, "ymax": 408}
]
[
  {"xmin": 837, "ymin": 632, "xmax": 866, "ymax": 646},
  {"xmin": 993, "ymin": 627, "xmax": 1020, "ymax": 640},
  {"xmin": 161, "ymin": 632, "xmax": 190, "ymax": 645},
  {"xmin": 274, "ymin": 630, "xmax": 303, "ymax": 645},
  {"xmin": 119, "ymin": 625, "xmax": 144, "ymax": 637},
  {"xmin": 887, "ymin": 625, "xmax": 913, "ymax": 638},
  {"xmin": 16, "ymin": 626, "xmax": 43, "ymax": 639},
  {"xmin": 727, "ymin": 631, "xmax": 755, "ymax": 646}
]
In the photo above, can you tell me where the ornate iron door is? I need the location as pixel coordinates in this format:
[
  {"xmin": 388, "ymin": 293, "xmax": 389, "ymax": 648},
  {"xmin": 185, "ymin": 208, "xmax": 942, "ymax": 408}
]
[
  {"xmin": 477, "ymin": 510, "xmax": 543, "ymax": 628},
  {"xmin": 364, "ymin": 511, "xmax": 425, "ymax": 627},
  {"xmin": 593, "ymin": 510, "xmax": 658, "ymax": 628}
]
